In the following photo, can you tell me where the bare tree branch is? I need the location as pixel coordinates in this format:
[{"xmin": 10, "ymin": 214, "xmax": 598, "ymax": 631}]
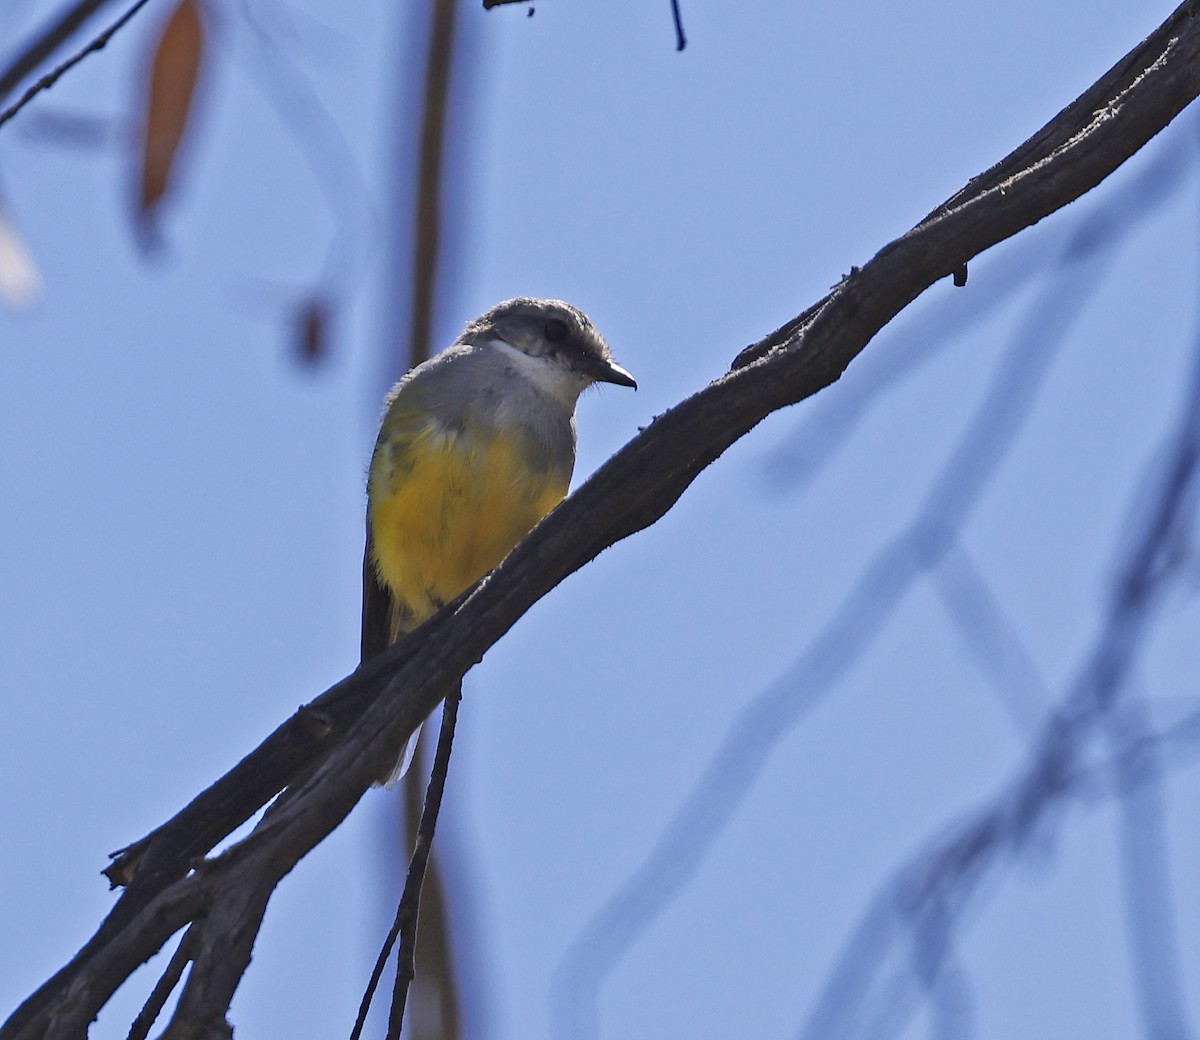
[
  {"xmin": 125, "ymin": 927, "xmax": 195, "ymax": 1040},
  {"xmin": 0, "ymin": 0, "xmax": 159, "ymax": 131},
  {"xmin": 669, "ymin": 0, "xmax": 686, "ymax": 51},
  {"xmin": 761, "ymin": 235, "xmax": 1047, "ymax": 494},
  {"xmin": 6, "ymin": 3, "xmax": 1200, "ymax": 1036},
  {"xmin": 0, "ymin": 0, "xmax": 114, "ymax": 101}
]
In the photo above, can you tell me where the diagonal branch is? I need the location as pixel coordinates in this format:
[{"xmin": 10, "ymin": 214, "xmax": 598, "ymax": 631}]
[
  {"xmin": 5, "ymin": 3, "xmax": 1200, "ymax": 1037},
  {"xmin": 0, "ymin": 0, "xmax": 159, "ymax": 131},
  {"xmin": 0, "ymin": 0, "xmax": 115, "ymax": 101}
]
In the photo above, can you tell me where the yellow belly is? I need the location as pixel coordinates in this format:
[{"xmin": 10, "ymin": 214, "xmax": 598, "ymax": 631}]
[{"xmin": 369, "ymin": 423, "xmax": 568, "ymax": 628}]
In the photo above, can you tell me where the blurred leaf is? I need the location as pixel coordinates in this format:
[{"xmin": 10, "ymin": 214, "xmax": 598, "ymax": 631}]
[
  {"xmin": 296, "ymin": 295, "xmax": 330, "ymax": 365},
  {"xmin": 137, "ymin": 0, "xmax": 204, "ymax": 244},
  {"xmin": 0, "ymin": 207, "xmax": 42, "ymax": 309}
]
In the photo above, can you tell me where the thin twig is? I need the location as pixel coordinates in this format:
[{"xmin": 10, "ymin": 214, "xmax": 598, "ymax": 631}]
[
  {"xmin": 387, "ymin": 688, "xmax": 460, "ymax": 1040},
  {"xmin": 349, "ymin": 912, "xmax": 397, "ymax": 1040},
  {"xmin": 348, "ymin": 689, "xmax": 461, "ymax": 1040},
  {"xmin": 0, "ymin": 0, "xmax": 158, "ymax": 131},
  {"xmin": 0, "ymin": 0, "xmax": 113, "ymax": 101},
  {"xmin": 669, "ymin": 0, "xmax": 686, "ymax": 51},
  {"xmin": 126, "ymin": 926, "xmax": 196, "ymax": 1040}
]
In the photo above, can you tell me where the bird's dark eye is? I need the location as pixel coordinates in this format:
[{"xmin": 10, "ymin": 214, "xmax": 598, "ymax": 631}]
[{"xmin": 544, "ymin": 318, "xmax": 570, "ymax": 343}]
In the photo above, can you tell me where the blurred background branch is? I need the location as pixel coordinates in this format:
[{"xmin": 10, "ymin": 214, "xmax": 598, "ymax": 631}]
[
  {"xmin": 800, "ymin": 305, "xmax": 1200, "ymax": 1038},
  {"xmin": 550, "ymin": 123, "xmax": 1193, "ymax": 1040}
]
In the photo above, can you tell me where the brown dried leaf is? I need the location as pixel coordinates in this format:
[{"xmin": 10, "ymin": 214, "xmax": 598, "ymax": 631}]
[
  {"xmin": 296, "ymin": 296, "xmax": 330, "ymax": 365},
  {"xmin": 138, "ymin": 0, "xmax": 204, "ymax": 240}
]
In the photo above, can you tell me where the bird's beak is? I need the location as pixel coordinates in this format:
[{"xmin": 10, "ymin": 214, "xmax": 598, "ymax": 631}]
[{"xmin": 589, "ymin": 358, "xmax": 638, "ymax": 389}]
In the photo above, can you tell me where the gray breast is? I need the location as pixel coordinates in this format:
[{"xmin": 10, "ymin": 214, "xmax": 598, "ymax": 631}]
[{"xmin": 411, "ymin": 345, "xmax": 577, "ymax": 478}]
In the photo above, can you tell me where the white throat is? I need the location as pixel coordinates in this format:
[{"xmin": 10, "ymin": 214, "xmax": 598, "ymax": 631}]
[{"xmin": 488, "ymin": 337, "xmax": 586, "ymax": 410}]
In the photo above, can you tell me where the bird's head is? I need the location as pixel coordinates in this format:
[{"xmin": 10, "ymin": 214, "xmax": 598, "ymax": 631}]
[{"xmin": 462, "ymin": 297, "xmax": 636, "ymax": 407}]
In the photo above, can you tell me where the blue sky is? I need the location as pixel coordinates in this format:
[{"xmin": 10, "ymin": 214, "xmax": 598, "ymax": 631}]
[{"xmin": 1, "ymin": 1, "xmax": 1198, "ymax": 1038}]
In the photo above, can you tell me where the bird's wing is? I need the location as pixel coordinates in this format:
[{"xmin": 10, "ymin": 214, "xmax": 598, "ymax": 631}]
[
  {"xmin": 360, "ymin": 521, "xmax": 394, "ymax": 665},
  {"xmin": 361, "ymin": 371, "xmax": 447, "ymax": 664}
]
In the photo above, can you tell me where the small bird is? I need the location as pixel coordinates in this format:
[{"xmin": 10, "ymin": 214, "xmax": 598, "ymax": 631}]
[{"xmin": 362, "ymin": 297, "xmax": 636, "ymax": 781}]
